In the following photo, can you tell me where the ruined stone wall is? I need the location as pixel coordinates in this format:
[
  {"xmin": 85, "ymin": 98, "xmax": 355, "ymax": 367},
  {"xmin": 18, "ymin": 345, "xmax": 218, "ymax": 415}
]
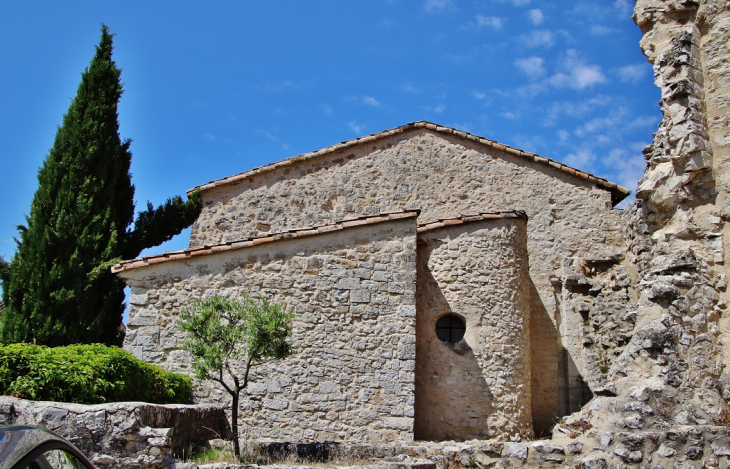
[
  {"xmin": 120, "ymin": 217, "xmax": 417, "ymax": 444},
  {"xmin": 0, "ymin": 396, "xmax": 225, "ymax": 469},
  {"xmin": 414, "ymin": 217, "xmax": 532, "ymax": 441},
  {"xmin": 189, "ymin": 128, "xmax": 627, "ymax": 433},
  {"xmin": 507, "ymin": 2, "xmax": 730, "ymax": 467}
]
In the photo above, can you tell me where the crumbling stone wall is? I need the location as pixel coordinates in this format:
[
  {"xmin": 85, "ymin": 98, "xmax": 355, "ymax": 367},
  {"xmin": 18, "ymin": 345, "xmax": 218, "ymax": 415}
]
[
  {"xmin": 119, "ymin": 215, "xmax": 418, "ymax": 444},
  {"xmin": 414, "ymin": 216, "xmax": 532, "ymax": 441},
  {"xmin": 512, "ymin": 2, "xmax": 730, "ymax": 467},
  {"xmin": 188, "ymin": 127, "xmax": 627, "ymax": 434},
  {"xmin": 0, "ymin": 396, "xmax": 225, "ymax": 469}
]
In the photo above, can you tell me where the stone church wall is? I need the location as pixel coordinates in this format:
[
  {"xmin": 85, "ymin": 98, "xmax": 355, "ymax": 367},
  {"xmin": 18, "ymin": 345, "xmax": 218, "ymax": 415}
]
[
  {"xmin": 188, "ymin": 127, "xmax": 627, "ymax": 433},
  {"xmin": 414, "ymin": 215, "xmax": 532, "ymax": 441},
  {"xmin": 119, "ymin": 214, "xmax": 418, "ymax": 444}
]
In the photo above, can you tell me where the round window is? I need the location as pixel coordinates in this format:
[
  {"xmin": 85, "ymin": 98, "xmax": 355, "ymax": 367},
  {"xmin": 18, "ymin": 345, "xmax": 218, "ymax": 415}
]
[{"xmin": 435, "ymin": 314, "xmax": 466, "ymax": 343}]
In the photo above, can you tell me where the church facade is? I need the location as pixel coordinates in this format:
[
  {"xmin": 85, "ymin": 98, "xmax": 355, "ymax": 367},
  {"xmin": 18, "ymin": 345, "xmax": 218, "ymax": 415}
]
[{"xmin": 114, "ymin": 121, "xmax": 629, "ymax": 442}]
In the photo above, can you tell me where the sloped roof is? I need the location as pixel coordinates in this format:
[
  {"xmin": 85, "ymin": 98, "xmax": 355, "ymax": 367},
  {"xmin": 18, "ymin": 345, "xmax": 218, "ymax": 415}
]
[
  {"xmin": 187, "ymin": 121, "xmax": 630, "ymax": 206},
  {"xmin": 112, "ymin": 211, "xmax": 420, "ymax": 274},
  {"xmin": 112, "ymin": 210, "xmax": 531, "ymax": 274},
  {"xmin": 417, "ymin": 211, "xmax": 527, "ymax": 233}
]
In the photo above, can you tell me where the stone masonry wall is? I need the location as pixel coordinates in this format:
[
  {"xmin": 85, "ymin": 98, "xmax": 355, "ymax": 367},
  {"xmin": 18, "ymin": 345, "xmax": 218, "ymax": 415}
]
[
  {"xmin": 188, "ymin": 128, "xmax": 627, "ymax": 433},
  {"xmin": 414, "ymin": 217, "xmax": 532, "ymax": 441},
  {"xmin": 119, "ymin": 216, "xmax": 417, "ymax": 445}
]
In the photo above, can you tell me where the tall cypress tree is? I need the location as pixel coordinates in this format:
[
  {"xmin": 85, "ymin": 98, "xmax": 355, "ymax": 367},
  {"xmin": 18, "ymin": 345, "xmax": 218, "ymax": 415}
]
[{"xmin": 1, "ymin": 25, "xmax": 201, "ymax": 346}]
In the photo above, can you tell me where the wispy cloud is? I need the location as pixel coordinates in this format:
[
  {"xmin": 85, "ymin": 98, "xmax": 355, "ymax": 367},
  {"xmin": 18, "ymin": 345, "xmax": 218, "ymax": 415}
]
[
  {"xmin": 423, "ymin": 104, "xmax": 446, "ymax": 114},
  {"xmin": 255, "ymin": 129, "xmax": 289, "ymax": 150},
  {"xmin": 528, "ymin": 9, "xmax": 543, "ymax": 25},
  {"xmin": 515, "ymin": 56, "xmax": 545, "ymax": 79},
  {"xmin": 590, "ymin": 24, "xmax": 612, "ymax": 35},
  {"xmin": 614, "ymin": 0, "xmax": 632, "ymax": 17},
  {"xmin": 476, "ymin": 15, "xmax": 505, "ymax": 30},
  {"xmin": 348, "ymin": 121, "xmax": 365, "ymax": 134},
  {"xmin": 424, "ymin": 0, "xmax": 454, "ymax": 13},
  {"xmin": 362, "ymin": 96, "xmax": 382, "ymax": 107},
  {"xmin": 548, "ymin": 50, "xmax": 606, "ymax": 90},
  {"xmin": 257, "ymin": 80, "xmax": 313, "ymax": 92},
  {"xmin": 606, "ymin": 144, "xmax": 647, "ymax": 198},
  {"xmin": 564, "ymin": 148, "xmax": 597, "ymax": 171},
  {"xmin": 520, "ymin": 29, "xmax": 554, "ymax": 48},
  {"xmin": 402, "ymin": 82, "xmax": 420, "ymax": 93},
  {"xmin": 617, "ymin": 64, "xmax": 650, "ymax": 83},
  {"xmin": 202, "ymin": 133, "xmax": 216, "ymax": 141},
  {"xmin": 321, "ymin": 104, "xmax": 334, "ymax": 115}
]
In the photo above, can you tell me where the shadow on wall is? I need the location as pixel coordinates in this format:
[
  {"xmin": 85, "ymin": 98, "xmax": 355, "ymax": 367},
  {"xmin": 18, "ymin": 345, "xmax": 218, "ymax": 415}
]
[
  {"xmin": 414, "ymin": 240, "xmax": 494, "ymax": 441},
  {"xmin": 533, "ymin": 278, "xmax": 592, "ymax": 437}
]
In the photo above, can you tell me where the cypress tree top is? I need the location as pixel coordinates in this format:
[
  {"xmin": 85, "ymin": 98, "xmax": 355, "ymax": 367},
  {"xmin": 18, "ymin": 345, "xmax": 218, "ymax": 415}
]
[{"xmin": 2, "ymin": 25, "xmax": 201, "ymax": 346}]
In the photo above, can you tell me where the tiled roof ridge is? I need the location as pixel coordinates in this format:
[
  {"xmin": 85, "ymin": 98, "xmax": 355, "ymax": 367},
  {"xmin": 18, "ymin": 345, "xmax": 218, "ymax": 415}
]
[
  {"xmin": 187, "ymin": 121, "xmax": 630, "ymax": 205},
  {"xmin": 417, "ymin": 211, "xmax": 528, "ymax": 233},
  {"xmin": 111, "ymin": 210, "xmax": 420, "ymax": 273}
]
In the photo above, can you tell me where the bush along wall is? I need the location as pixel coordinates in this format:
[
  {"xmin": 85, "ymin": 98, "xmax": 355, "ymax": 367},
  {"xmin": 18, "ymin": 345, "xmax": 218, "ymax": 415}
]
[{"xmin": 0, "ymin": 343, "xmax": 190, "ymax": 404}]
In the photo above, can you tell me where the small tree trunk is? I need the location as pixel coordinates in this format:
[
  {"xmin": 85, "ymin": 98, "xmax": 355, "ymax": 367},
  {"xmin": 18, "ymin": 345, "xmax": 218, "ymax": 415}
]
[{"xmin": 232, "ymin": 390, "xmax": 241, "ymax": 460}]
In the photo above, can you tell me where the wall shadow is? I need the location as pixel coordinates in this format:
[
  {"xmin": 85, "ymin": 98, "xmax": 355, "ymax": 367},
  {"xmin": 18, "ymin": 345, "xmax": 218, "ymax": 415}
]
[{"xmin": 414, "ymin": 239, "xmax": 494, "ymax": 441}]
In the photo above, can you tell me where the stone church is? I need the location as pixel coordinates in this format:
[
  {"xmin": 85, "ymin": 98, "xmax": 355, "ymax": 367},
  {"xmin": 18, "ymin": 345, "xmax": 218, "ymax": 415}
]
[{"xmin": 114, "ymin": 121, "xmax": 630, "ymax": 443}]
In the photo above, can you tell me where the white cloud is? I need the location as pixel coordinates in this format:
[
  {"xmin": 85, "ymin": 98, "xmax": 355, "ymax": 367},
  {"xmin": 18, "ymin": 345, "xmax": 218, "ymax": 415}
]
[
  {"xmin": 473, "ymin": 91, "xmax": 487, "ymax": 100},
  {"xmin": 590, "ymin": 25, "xmax": 612, "ymax": 35},
  {"xmin": 501, "ymin": 111, "xmax": 518, "ymax": 119},
  {"xmin": 434, "ymin": 104, "xmax": 446, "ymax": 113},
  {"xmin": 528, "ymin": 9, "xmax": 543, "ymax": 25},
  {"xmin": 614, "ymin": 0, "xmax": 632, "ymax": 16},
  {"xmin": 515, "ymin": 56, "xmax": 545, "ymax": 79},
  {"xmin": 607, "ymin": 146, "xmax": 647, "ymax": 195},
  {"xmin": 618, "ymin": 64, "xmax": 651, "ymax": 83},
  {"xmin": 321, "ymin": 104, "xmax": 333, "ymax": 115},
  {"xmin": 348, "ymin": 121, "xmax": 365, "ymax": 134},
  {"xmin": 202, "ymin": 133, "xmax": 216, "ymax": 141},
  {"xmin": 362, "ymin": 96, "xmax": 382, "ymax": 107},
  {"xmin": 512, "ymin": 0, "xmax": 530, "ymax": 5},
  {"xmin": 476, "ymin": 15, "xmax": 505, "ymax": 30},
  {"xmin": 564, "ymin": 148, "xmax": 597, "ymax": 171},
  {"xmin": 520, "ymin": 29, "xmax": 554, "ymax": 48},
  {"xmin": 558, "ymin": 129, "xmax": 570, "ymax": 142},
  {"xmin": 548, "ymin": 50, "xmax": 606, "ymax": 90},
  {"xmin": 424, "ymin": 0, "xmax": 453, "ymax": 12},
  {"xmin": 629, "ymin": 115, "xmax": 660, "ymax": 128}
]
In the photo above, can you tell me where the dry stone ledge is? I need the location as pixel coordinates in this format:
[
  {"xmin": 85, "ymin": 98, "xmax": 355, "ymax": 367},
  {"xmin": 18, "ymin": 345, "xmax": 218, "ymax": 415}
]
[{"xmin": 0, "ymin": 396, "xmax": 226, "ymax": 469}]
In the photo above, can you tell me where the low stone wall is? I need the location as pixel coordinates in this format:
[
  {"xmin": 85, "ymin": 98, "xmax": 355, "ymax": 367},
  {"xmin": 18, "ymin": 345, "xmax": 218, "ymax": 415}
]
[{"xmin": 0, "ymin": 396, "xmax": 225, "ymax": 468}]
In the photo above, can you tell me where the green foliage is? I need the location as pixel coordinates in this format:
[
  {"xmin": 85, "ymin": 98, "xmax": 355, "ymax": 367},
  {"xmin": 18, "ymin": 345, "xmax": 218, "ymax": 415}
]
[
  {"xmin": 0, "ymin": 255, "xmax": 9, "ymax": 286},
  {"xmin": 1, "ymin": 25, "xmax": 201, "ymax": 347},
  {"xmin": 0, "ymin": 343, "xmax": 190, "ymax": 404},
  {"xmin": 124, "ymin": 191, "xmax": 202, "ymax": 259},
  {"xmin": 179, "ymin": 295, "xmax": 294, "ymax": 384},
  {"xmin": 178, "ymin": 295, "xmax": 294, "ymax": 459}
]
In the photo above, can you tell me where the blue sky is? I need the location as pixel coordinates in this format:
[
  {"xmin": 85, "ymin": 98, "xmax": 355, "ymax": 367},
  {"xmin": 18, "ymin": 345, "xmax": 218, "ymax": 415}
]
[{"xmin": 1, "ymin": 0, "xmax": 659, "ymax": 263}]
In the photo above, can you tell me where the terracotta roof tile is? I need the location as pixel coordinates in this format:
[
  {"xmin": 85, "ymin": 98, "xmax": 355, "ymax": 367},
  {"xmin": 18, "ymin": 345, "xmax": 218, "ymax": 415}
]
[
  {"xmin": 417, "ymin": 211, "xmax": 528, "ymax": 233},
  {"xmin": 187, "ymin": 121, "xmax": 630, "ymax": 206},
  {"xmin": 111, "ymin": 210, "xmax": 420, "ymax": 274}
]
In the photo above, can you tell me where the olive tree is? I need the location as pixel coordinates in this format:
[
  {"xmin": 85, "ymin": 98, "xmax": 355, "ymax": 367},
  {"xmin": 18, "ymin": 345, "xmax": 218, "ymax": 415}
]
[{"xmin": 178, "ymin": 294, "xmax": 294, "ymax": 460}]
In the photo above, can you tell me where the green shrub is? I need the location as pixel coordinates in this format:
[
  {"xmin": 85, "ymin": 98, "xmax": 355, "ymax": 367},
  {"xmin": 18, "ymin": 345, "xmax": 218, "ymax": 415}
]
[{"xmin": 0, "ymin": 343, "xmax": 191, "ymax": 404}]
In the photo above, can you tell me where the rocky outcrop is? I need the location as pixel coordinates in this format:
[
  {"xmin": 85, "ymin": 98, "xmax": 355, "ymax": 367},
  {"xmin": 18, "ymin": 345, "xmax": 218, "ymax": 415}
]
[{"xmin": 0, "ymin": 396, "xmax": 226, "ymax": 468}]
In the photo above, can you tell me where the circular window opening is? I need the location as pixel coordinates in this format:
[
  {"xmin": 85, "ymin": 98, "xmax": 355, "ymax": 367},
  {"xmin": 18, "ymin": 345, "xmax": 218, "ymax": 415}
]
[{"xmin": 436, "ymin": 314, "xmax": 466, "ymax": 343}]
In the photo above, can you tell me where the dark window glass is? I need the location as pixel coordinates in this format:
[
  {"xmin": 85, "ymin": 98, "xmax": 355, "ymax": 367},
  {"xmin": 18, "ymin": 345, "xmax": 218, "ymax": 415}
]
[{"xmin": 435, "ymin": 314, "xmax": 466, "ymax": 343}]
